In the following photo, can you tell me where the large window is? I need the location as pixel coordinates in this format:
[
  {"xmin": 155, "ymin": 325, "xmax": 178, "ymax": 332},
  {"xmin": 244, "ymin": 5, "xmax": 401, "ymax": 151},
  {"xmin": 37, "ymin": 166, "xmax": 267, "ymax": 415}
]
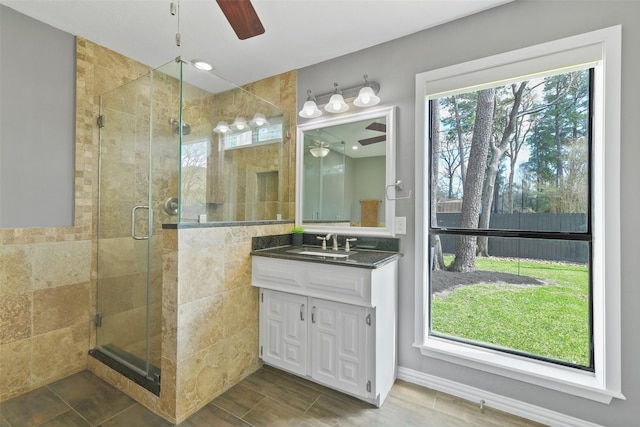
[
  {"xmin": 414, "ymin": 27, "xmax": 622, "ymax": 402},
  {"xmin": 429, "ymin": 68, "xmax": 593, "ymax": 370}
]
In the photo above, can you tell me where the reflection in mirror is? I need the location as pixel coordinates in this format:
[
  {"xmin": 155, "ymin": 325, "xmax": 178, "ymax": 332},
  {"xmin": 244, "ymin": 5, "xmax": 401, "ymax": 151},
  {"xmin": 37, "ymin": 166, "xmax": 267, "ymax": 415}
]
[
  {"xmin": 296, "ymin": 106, "xmax": 396, "ymax": 236},
  {"xmin": 177, "ymin": 63, "xmax": 291, "ymax": 223}
]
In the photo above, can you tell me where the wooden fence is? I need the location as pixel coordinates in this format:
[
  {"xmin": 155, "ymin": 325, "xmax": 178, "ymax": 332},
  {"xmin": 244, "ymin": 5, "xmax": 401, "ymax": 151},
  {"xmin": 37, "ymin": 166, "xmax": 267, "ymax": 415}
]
[{"xmin": 436, "ymin": 213, "xmax": 589, "ymax": 263}]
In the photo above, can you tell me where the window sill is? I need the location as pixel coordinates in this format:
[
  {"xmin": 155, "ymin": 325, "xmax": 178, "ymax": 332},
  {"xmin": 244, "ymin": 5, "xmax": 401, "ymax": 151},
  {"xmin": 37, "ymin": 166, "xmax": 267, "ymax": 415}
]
[{"xmin": 415, "ymin": 337, "xmax": 625, "ymax": 404}]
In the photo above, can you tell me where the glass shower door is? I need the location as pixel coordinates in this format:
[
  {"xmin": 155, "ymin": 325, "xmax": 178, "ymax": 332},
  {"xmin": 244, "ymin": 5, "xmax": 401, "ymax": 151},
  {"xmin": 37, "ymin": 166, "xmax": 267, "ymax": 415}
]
[{"xmin": 94, "ymin": 65, "xmax": 175, "ymax": 392}]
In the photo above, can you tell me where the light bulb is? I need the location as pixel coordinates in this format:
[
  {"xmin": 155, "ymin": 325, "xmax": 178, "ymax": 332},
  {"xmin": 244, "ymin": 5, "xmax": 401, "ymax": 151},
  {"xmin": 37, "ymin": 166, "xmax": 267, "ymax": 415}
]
[
  {"xmin": 250, "ymin": 113, "xmax": 269, "ymax": 127},
  {"xmin": 299, "ymin": 100, "xmax": 322, "ymax": 118},
  {"xmin": 192, "ymin": 60, "xmax": 213, "ymax": 71},
  {"xmin": 231, "ymin": 117, "xmax": 248, "ymax": 131},
  {"xmin": 354, "ymin": 86, "xmax": 380, "ymax": 107},
  {"xmin": 325, "ymin": 94, "xmax": 348, "ymax": 113},
  {"xmin": 213, "ymin": 121, "xmax": 230, "ymax": 134}
]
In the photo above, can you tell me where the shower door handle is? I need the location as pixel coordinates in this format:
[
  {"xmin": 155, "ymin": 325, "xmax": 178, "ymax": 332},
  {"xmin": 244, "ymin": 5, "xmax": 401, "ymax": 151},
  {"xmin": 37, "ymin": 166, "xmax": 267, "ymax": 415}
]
[{"xmin": 131, "ymin": 205, "xmax": 152, "ymax": 240}]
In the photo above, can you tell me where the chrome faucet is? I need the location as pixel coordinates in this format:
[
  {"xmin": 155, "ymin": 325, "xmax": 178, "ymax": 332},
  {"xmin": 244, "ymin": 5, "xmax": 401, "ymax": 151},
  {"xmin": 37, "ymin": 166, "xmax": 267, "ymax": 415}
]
[
  {"xmin": 317, "ymin": 233, "xmax": 330, "ymax": 250},
  {"xmin": 317, "ymin": 233, "xmax": 339, "ymax": 250},
  {"xmin": 329, "ymin": 233, "xmax": 338, "ymax": 251}
]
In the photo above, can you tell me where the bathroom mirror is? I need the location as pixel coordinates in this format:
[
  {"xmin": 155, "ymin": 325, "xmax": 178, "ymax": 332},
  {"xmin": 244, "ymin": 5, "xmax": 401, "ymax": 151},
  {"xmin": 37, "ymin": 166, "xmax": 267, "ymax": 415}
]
[{"xmin": 296, "ymin": 106, "xmax": 396, "ymax": 236}]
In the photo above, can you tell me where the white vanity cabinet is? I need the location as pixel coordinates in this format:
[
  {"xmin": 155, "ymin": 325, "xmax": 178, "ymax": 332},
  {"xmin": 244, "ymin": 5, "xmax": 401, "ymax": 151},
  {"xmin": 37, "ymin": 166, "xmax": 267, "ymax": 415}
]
[
  {"xmin": 260, "ymin": 289, "xmax": 308, "ymax": 376},
  {"xmin": 252, "ymin": 256, "xmax": 398, "ymax": 407}
]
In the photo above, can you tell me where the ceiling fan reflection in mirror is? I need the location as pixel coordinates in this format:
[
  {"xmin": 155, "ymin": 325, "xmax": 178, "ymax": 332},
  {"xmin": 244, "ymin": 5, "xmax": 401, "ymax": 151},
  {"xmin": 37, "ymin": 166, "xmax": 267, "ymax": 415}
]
[{"xmin": 358, "ymin": 122, "xmax": 387, "ymax": 146}]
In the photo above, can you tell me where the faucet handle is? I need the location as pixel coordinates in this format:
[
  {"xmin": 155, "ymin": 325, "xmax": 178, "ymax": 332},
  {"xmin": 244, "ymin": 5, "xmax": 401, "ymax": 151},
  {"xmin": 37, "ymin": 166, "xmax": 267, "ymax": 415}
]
[
  {"xmin": 316, "ymin": 236, "xmax": 327, "ymax": 250},
  {"xmin": 345, "ymin": 238, "xmax": 357, "ymax": 252}
]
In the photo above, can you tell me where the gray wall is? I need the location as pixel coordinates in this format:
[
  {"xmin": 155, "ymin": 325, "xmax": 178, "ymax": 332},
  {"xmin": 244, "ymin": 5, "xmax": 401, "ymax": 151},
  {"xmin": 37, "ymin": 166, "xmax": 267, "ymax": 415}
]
[
  {"xmin": 0, "ymin": 5, "xmax": 75, "ymax": 228},
  {"xmin": 297, "ymin": 1, "xmax": 639, "ymax": 425}
]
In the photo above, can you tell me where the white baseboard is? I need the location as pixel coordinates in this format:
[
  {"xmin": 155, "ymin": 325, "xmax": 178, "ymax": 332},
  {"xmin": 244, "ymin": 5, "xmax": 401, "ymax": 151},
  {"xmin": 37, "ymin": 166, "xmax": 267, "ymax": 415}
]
[{"xmin": 397, "ymin": 366, "xmax": 603, "ymax": 427}]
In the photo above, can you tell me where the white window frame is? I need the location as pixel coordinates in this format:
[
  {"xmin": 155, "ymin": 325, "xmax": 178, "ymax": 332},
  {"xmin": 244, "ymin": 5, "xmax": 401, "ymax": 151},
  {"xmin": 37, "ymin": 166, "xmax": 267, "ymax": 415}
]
[{"xmin": 414, "ymin": 26, "xmax": 623, "ymax": 403}]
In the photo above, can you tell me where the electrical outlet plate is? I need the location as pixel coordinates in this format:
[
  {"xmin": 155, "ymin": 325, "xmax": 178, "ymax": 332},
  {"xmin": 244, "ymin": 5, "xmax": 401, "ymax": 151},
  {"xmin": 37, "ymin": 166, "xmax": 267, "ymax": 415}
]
[{"xmin": 395, "ymin": 216, "xmax": 406, "ymax": 235}]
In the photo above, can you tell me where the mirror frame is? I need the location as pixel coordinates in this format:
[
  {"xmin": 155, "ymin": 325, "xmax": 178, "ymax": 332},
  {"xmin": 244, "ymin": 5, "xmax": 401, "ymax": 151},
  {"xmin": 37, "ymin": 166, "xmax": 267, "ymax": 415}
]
[{"xmin": 295, "ymin": 105, "xmax": 396, "ymax": 237}]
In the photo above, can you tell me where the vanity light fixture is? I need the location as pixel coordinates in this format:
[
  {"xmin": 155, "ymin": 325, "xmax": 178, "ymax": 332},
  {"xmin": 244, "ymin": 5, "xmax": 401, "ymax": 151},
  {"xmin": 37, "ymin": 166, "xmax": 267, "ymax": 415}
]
[
  {"xmin": 324, "ymin": 83, "xmax": 349, "ymax": 113},
  {"xmin": 249, "ymin": 113, "xmax": 269, "ymax": 127},
  {"xmin": 353, "ymin": 74, "xmax": 380, "ymax": 107},
  {"xmin": 299, "ymin": 75, "xmax": 381, "ymax": 118},
  {"xmin": 213, "ymin": 121, "xmax": 230, "ymax": 134},
  {"xmin": 230, "ymin": 117, "xmax": 248, "ymax": 131},
  {"xmin": 299, "ymin": 90, "xmax": 322, "ymax": 118}
]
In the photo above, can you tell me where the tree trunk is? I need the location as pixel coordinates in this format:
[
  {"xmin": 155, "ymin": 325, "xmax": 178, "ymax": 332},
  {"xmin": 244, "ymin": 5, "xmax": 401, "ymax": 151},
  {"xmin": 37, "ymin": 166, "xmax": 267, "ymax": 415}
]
[
  {"xmin": 450, "ymin": 88, "xmax": 495, "ymax": 272},
  {"xmin": 452, "ymin": 96, "xmax": 467, "ymax": 185},
  {"xmin": 477, "ymin": 83, "xmax": 526, "ymax": 256},
  {"xmin": 430, "ymin": 100, "xmax": 445, "ymax": 270}
]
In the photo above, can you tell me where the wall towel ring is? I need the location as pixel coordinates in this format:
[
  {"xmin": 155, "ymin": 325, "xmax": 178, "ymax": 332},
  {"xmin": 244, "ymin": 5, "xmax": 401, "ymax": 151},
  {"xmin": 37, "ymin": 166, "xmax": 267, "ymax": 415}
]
[{"xmin": 385, "ymin": 180, "xmax": 412, "ymax": 201}]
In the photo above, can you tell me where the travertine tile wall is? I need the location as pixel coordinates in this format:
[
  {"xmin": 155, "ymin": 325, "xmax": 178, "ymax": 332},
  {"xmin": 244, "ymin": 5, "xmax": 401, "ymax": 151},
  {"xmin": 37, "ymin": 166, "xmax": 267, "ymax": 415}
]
[
  {"xmin": 157, "ymin": 222, "xmax": 292, "ymax": 423},
  {"xmin": 206, "ymin": 72, "xmax": 296, "ymax": 222},
  {"xmin": 0, "ymin": 34, "xmax": 297, "ymax": 424},
  {"xmin": 0, "ymin": 37, "xmax": 151, "ymax": 402},
  {"xmin": 157, "ymin": 72, "xmax": 297, "ymax": 424}
]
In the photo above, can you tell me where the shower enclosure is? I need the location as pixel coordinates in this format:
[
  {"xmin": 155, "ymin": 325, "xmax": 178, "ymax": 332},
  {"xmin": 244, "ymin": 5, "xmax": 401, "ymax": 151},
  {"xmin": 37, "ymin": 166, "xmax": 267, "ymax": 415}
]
[
  {"xmin": 91, "ymin": 60, "xmax": 181, "ymax": 393},
  {"xmin": 90, "ymin": 57, "xmax": 290, "ymax": 395}
]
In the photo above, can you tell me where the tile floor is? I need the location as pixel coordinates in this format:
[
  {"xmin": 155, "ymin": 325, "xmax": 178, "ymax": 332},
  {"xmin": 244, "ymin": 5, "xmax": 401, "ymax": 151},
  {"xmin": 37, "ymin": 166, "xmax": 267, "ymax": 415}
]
[{"xmin": 0, "ymin": 366, "xmax": 546, "ymax": 426}]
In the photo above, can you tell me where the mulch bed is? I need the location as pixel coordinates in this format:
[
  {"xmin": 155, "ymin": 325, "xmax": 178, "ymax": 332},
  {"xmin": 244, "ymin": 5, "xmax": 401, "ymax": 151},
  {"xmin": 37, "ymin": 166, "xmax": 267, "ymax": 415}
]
[{"xmin": 431, "ymin": 269, "xmax": 546, "ymax": 295}]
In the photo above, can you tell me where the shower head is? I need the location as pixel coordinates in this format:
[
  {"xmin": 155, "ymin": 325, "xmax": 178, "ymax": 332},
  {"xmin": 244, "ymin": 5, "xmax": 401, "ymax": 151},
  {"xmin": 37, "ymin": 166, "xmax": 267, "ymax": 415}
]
[{"xmin": 171, "ymin": 119, "xmax": 191, "ymax": 136}]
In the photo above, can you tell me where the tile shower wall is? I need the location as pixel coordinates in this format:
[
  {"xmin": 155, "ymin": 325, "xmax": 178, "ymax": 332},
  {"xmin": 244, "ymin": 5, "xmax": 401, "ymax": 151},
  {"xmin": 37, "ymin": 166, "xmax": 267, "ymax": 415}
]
[
  {"xmin": 0, "ymin": 34, "xmax": 297, "ymax": 424},
  {"xmin": 90, "ymin": 68, "xmax": 297, "ymax": 424},
  {"xmin": 0, "ymin": 37, "xmax": 151, "ymax": 402}
]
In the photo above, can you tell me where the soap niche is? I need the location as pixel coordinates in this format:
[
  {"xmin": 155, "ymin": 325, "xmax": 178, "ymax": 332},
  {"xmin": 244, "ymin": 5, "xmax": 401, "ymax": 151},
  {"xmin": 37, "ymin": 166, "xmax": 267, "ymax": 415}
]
[{"xmin": 255, "ymin": 170, "xmax": 279, "ymax": 220}]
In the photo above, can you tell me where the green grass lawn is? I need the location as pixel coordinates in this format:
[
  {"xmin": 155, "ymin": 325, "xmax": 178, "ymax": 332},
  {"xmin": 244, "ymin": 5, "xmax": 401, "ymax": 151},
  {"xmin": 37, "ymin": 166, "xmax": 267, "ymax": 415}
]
[{"xmin": 431, "ymin": 256, "xmax": 590, "ymax": 367}]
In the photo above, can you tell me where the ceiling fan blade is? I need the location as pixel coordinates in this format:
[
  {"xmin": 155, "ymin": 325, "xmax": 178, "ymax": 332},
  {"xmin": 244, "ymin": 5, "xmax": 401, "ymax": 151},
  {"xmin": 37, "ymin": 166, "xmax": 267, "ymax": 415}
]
[
  {"xmin": 216, "ymin": 0, "xmax": 265, "ymax": 40},
  {"xmin": 365, "ymin": 122, "xmax": 386, "ymax": 133},
  {"xmin": 358, "ymin": 135, "xmax": 387, "ymax": 146}
]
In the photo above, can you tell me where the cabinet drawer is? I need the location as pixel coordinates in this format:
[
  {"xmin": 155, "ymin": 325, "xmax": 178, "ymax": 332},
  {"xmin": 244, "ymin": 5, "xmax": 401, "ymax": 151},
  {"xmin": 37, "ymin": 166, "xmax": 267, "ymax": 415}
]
[
  {"xmin": 252, "ymin": 257, "xmax": 304, "ymax": 292},
  {"xmin": 305, "ymin": 265, "xmax": 370, "ymax": 305},
  {"xmin": 252, "ymin": 257, "xmax": 372, "ymax": 305}
]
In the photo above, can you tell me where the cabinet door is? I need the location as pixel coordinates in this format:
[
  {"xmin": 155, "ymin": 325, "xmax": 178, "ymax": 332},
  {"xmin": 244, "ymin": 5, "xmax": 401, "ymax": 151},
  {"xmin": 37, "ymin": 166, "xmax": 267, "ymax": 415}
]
[
  {"xmin": 310, "ymin": 298, "xmax": 371, "ymax": 397},
  {"xmin": 260, "ymin": 289, "xmax": 307, "ymax": 376}
]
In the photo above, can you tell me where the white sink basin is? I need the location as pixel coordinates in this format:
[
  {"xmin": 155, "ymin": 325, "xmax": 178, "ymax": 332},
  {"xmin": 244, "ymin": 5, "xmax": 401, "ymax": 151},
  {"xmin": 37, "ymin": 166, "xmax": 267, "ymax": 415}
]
[{"xmin": 297, "ymin": 251, "xmax": 351, "ymax": 258}]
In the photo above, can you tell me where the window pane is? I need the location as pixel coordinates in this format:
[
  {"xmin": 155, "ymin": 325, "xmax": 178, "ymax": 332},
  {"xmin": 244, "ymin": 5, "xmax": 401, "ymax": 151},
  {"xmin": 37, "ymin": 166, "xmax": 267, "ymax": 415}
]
[
  {"xmin": 430, "ymin": 235, "xmax": 591, "ymax": 368},
  {"xmin": 180, "ymin": 139, "xmax": 209, "ymax": 220},
  {"xmin": 256, "ymin": 123, "xmax": 283, "ymax": 142},
  {"xmin": 431, "ymin": 69, "xmax": 590, "ymax": 233},
  {"xmin": 223, "ymin": 130, "xmax": 252, "ymax": 149}
]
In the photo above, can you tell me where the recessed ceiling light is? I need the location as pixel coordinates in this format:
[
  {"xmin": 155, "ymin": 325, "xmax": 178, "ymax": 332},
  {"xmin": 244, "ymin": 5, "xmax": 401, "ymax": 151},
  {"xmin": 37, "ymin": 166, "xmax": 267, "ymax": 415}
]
[
  {"xmin": 191, "ymin": 59, "xmax": 213, "ymax": 71},
  {"xmin": 352, "ymin": 145, "xmax": 358, "ymax": 150}
]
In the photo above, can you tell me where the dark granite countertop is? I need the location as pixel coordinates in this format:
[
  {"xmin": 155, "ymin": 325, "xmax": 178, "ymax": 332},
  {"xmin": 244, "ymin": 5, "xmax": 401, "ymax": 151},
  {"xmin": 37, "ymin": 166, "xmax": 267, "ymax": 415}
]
[{"xmin": 251, "ymin": 244, "xmax": 402, "ymax": 269}]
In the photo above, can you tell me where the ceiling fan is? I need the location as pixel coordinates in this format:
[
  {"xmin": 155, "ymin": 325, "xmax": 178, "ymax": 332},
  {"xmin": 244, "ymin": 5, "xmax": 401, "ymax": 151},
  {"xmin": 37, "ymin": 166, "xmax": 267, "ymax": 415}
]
[
  {"xmin": 358, "ymin": 122, "xmax": 387, "ymax": 146},
  {"xmin": 216, "ymin": 0, "xmax": 265, "ymax": 40}
]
